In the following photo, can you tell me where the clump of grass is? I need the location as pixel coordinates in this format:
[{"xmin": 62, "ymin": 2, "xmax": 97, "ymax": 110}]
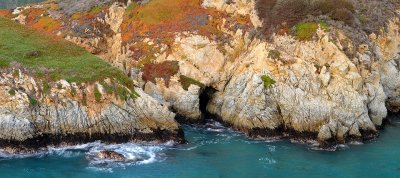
[
  {"xmin": 42, "ymin": 81, "xmax": 50, "ymax": 94},
  {"xmin": 179, "ymin": 75, "xmax": 205, "ymax": 91},
  {"xmin": 94, "ymin": 85, "xmax": 102, "ymax": 102},
  {"xmin": 12, "ymin": 70, "xmax": 20, "ymax": 78},
  {"xmin": 8, "ymin": 88, "xmax": 16, "ymax": 96},
  {"xmin": 294, "ymin": 22, "xmax": 329, "ymax": 41},
  {"xmin": 268, "ymin": 50, "xmax": 281, "ymax": 60},
  {"xmin": 81, "ymin": 91, "xmax": 87, "ymax": 106},
  {"xmin": 100, "ymin": 81, "xmax": 114, "ymax": 94},
  {"xmin": 261, "ymin": 75, "xmax": 276, "ymax": 89},
  {"xmin": 28, "ymin": 95, "xmax": 38, "ymax": 106},
  {"xmin": 70, "ymin": 87, "xmax": 77, "ymax": 97}
]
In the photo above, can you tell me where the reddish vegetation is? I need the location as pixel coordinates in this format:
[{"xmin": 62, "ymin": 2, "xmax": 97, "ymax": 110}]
[
  {"xmin": 142, "ymin": 61, "xmax": 179, "ymax": 87},
  {"xmin": 0, "ymin": 10, "xmax": 11, "ymax": 17},
  {"xmin": 120, "ymin": 0, "xmax": 235, "ymax": 43},
  {"xmin": 21, "ymin": 8, "xmax": 62, "ymax": 33}
]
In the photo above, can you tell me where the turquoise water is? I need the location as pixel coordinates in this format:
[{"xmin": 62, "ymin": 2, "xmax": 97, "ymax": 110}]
[
  {"xmin": 0, "ymin": 115, "xmax": 399, "ymax": 178},
  {"xmin": 0, "ymin": 0, "xmax": 44, "ymax": 9}
]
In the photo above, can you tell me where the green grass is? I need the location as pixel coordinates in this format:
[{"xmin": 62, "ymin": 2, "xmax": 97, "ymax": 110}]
[
  {"xmin": 294, "ymin": 22, "xmax": 329, "ymax": 41},
  {"xmin": 261, "ymin": 75, "xmax": 276, "ymax": 89},
  {"xmin": 0, "ymin": 17, "xmax": 139, "ymax": 98}
]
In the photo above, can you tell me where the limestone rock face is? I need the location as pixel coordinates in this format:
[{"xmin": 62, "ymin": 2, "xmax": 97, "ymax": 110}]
[{"xmin": 0, "ymin": 69, "xmax": 182, "ymax": 148}]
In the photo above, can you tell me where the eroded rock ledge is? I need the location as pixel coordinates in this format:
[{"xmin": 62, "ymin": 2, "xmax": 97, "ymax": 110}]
[{"xmin": 0, "ymin": 68, "xmax": 184, "ymax": 152}]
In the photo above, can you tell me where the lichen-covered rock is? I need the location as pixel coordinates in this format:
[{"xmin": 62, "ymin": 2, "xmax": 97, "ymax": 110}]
[{"xmin": 0, "ymin": 69, "xmax": 183, "ymax": 150}]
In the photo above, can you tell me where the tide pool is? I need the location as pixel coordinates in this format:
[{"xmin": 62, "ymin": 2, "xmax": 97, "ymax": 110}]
[{"xmin": 0, "ymin": 115, "xmax": 399, "ymax": 178}]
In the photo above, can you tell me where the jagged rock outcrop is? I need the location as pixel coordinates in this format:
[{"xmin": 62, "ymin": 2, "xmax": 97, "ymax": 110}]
[
  {"xmin": 4, "ymin": 0, "xmax": 400, "ymax": 147},
  {"xmin": 0, "ymin": 69, "xmax": 183, "ymax": 151}
]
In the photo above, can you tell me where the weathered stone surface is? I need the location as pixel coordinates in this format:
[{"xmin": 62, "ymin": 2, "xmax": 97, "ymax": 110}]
[{"xmin": 0, "ymin": 69, "xmax": 183, "ymax": 149}]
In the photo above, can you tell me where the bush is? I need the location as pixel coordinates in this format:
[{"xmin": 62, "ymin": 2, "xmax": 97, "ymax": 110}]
[
  {"xmin": 142, "ymin": 61, "xmax": 179, "ymax": 87},
  {"xmin": 255, "ymin": 0, "xmax": 354, "ymax": 31},
  {"xmin": 261, "ymin": 75, "xmax": 276, "ymax": 89}
]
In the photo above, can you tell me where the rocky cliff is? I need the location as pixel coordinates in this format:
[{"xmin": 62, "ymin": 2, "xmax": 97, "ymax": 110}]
[
  {"xmin": 0, "ymin": 67, "xmax": 183, "ymax": 152},
  {"xmin": 1, "ymin": 0, "xmax": 400, "ymax": 148}
]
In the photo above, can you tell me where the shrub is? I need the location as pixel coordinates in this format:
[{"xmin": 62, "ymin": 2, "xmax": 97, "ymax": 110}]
[
  {"xmin": 179, "ymin": 75, "xmax": 205, "ymax": 91},
  {"xmin": 142, "ymin": 61, "xmax": 179, "ymax": 87},
  {"xmin": 261, "ymin": 75, "xmax": 276, "ymax": 89},
  {"xmin": 330, "ymin": 8, "xmax": 354, "ymax": 24},
  {"xmin": 255, "ymin": 0, "xmax": 354, "ymax": 32}
]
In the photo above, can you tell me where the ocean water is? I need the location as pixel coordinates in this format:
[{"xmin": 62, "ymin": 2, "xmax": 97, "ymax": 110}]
[{"xmin": 0, "ymin": 115, "xmax": 399, "ymax": 178}]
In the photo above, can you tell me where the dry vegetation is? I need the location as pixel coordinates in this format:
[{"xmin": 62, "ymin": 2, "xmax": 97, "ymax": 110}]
[{"xmin": 255, "ymin": 0, "xmax": 355, "ymax": 33}]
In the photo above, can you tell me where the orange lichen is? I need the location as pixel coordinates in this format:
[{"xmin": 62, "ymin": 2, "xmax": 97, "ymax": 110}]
[
  {"xmin": 0, "ymin": 10, "xmax": 11, "ymax": 17},
  {"xmin": 31, "ymin": 16, "xmax": 61, "ymax": 32},
  {"xmin": 121, "ymin": 0, "xmax": 225, "ymax": 43}
]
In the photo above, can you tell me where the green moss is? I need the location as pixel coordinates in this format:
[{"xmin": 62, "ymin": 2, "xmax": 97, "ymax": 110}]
[
  {"xmin": 94, "ymin": 85, "xmax": 102, "ymax": 102},
  {"xmin": 294, "ymin": 22, "xmax": 329, "ymax": 41},
  {"xmin": 268, "ymin": 50, "xmax": 281, "ymax": 60},
  {"xmin": 261, "ymin": 75, "xmax": 276, "ymax": 89},
  {"xmin": 8, "ymin": 88, "xmax": 16, "ymax": 96},
  {"xmin": 179, "ymin": 75, "xmax": 205, "ymax": 91}
]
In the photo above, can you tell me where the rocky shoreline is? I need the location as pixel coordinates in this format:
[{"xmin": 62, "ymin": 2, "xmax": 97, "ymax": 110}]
[{"xmin": 0, "ymin": 0, "xmax": 399, "ymax": 151}]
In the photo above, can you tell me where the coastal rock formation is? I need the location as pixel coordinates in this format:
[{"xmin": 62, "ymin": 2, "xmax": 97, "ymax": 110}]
[
  {"xmin": 0, "ymin": 68, "xmax": 183, "ymax": 151},
  {"xmin": 1, "ymin": 0, "xmax": 400, "ymax": 147},
  {"xmin": 98, "ymin": 150, "xmax": 126, "ymax": 161}
]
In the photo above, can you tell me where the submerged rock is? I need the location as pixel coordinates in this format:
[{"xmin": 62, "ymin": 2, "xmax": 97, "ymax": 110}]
[{"xmin": 98, "ymin": 150, "xmax": 125, "ymax": 161}]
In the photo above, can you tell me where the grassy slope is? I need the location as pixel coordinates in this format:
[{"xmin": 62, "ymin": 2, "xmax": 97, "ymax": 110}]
[{"xmin": 0, "ymin": 17, "xmax": 133, "ymax": 88}]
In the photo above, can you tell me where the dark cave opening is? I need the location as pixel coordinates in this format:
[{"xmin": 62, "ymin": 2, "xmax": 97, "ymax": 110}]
[{"xmin": 199, "ymin": 87, "xmax": 217, "ymax": 119}]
